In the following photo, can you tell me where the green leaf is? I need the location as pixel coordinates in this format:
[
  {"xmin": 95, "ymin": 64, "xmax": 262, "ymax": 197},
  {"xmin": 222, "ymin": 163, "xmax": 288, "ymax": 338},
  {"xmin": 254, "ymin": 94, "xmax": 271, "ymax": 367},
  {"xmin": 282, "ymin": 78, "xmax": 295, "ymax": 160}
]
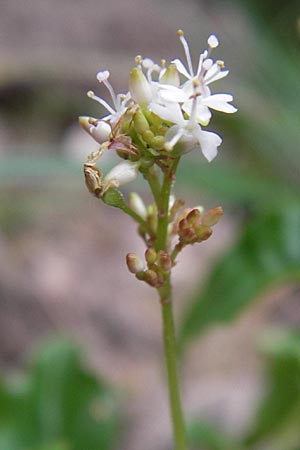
[
  {"xmin": 180, "ymin": 203, "xmax": 300, "ymax": 344},
  {"xmin": 102, "ymin": 188, "xmax": 126, "ymax": 209},
  {"xmin": 244, "ymin": 330, "xmax": 300, "ymax": 447},
  {"xmin": 0, "ymin": 339, "xmax": 120, "ymax": 450}
]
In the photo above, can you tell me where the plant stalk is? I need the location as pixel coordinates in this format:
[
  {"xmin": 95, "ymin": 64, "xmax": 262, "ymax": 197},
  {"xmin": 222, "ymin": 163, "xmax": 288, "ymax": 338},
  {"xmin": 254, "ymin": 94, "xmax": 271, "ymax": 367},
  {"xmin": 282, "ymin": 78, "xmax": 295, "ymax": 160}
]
[{"xmin": 155, "ymin": 158, "xmax": 188, "ymax": 450}]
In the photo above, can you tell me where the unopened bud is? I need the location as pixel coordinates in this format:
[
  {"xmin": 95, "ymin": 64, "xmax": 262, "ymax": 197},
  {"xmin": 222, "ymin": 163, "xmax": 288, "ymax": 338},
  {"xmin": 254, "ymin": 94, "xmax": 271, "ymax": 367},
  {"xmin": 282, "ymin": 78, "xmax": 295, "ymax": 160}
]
[
  {"xmin": 157, "ymin": 251, "xmax": 172, "ymax": 271},
  {"xmin": 144, "ymin": 269, "xmax": 159, "ymax": 287},
  {"xmin": 179, "ymin": 218, "xmax": 189, "ymax": 232},
  {"xmin": 104, "ymin": 161, "xmax": 140, "ymax": 188},
  {"xmin": 90, "ymin": 121, "xmax": 111, "ymax": 143},
  {"xmin": 79, "ymin": 116, "xmax": 111, "ymax": 144},
  {"xmin": 129, "ymin": 192, "xmax": 147, "ymax": 219},
  {"xmin": 202, "ymin": 206, "xmax": 223, "ymax": 226},
  {"xmin": 159, "ymin": 63, "xmax": 180, "ymax": 87},
  {"xmin": 181, "ymin": 227, "xmax": 197, "ymax": 243},
  {"xmin": 145, "ymin": 247, "xmax": 157, "ymax": 266},
  {"xmin": 186, "ymin": 208, "xmax": 201, "ymax": 226},
  {"xmin": 134, "ymin": 110, "xmax": 150, "ymax": 134},
  {"xmin": 195, "ymin": 224, "xmax": 212, "ymax": 242},
  {"xmin": 126, "ymin": 253, "xmax": 144, "ymax": 274},
  {"xmin": 129, "ymin": 67, "xmax": 152, "ymax": 105}
]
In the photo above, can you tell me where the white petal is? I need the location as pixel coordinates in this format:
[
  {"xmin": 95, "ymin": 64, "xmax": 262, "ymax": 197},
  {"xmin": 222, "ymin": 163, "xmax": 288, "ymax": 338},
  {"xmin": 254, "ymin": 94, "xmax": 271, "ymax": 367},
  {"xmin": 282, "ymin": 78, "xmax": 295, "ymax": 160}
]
[
  {"xmin": 90, "ymin": 121, "xmax": 111, "ymax": 143},
  {"xmin": 202, "ymin": 94, "xmax": 237, "ymax": 113},
  {"xmin": 159, "ymin": 85, "xmax": 187, "ymax": 103},
  {"xmin": 149, "ymin": 102, "xmax": 184, "ymax": 124},
  {"xmin": 164, "ymin": 125, "xmax": 185, "ymax": 150},
  {"xmin": 182, "ymin": 99, "xmax": 212, "ymax": 126},
  {"xmin": 105, "ymin": 161, "xmax": 139, "ymax": 186},
  {"xmin": 194, "ymin": 128, "xmax": 222, "ymax": 162},
  {"xmin": 171, "ymin": 58, "xmax": 191, "ymax": 79}
]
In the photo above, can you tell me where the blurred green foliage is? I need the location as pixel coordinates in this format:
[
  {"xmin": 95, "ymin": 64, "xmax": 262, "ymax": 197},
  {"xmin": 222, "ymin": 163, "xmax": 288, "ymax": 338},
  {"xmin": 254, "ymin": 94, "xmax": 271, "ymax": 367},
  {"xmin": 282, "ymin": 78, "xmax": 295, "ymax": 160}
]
[
  {"xmin": 180, "ymin": 201, "xmax": 300, "ymax": 343},
  {"xmin": 189, "ymin": 330, "xmax": 300, "ymax": 450},
  {"xmin": 0, "ymin": 340, "xmax": 120, "ymax": 450}
]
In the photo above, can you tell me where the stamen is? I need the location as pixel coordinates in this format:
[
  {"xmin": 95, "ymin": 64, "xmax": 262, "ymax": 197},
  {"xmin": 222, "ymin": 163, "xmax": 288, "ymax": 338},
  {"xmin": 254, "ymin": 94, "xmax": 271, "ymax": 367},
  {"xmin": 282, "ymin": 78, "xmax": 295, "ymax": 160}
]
[
  {"xmin": 204, "ymin": 63, "xmax": 221, "ymax": 83},
  {"xmin": 196, "ymin": 50, "xmax": 208, "ymax": 77},
  {"xmin": 165, "ymin": 128, "xmax": 184, "ymax": 151},
  {"xmin": 135, "ymin": 55, "xmax": 143, "ymax": 66},
  {"xmin": 142, "ymin": 58, "xmax": 154, "ymax": 69},
  {"xmin": 87, "ymin": 91, "xmax": 115, "ymax": 114},
  {"xmin": 208, "ymin": 35, "xmax": 219, "ymax": 48},
  {"xmin": 178, "ymin": 30, "xmax": 194, "ymax": 77},
  {"xmin": 96, "ymin": 70, "xmax": 110, "ymax": 82},
  {"xmin": 202, "ymin": 58, "xmax": 213, "ymax": 71},
  {"xmin": 102, "ymin": 78, "xmax": 118, "ymax": 110}
]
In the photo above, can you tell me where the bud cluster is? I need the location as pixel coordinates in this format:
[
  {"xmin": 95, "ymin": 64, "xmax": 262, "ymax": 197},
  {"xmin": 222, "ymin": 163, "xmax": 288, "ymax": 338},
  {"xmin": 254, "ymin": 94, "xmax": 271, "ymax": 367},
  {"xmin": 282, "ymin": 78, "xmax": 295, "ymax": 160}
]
[
  {"xmin": 176, "ymin": 206, "xmax": 223, "ymax": 247},
  {"xmin": 126, "ymin": 248, "xmax": 172, "ymax": 288}
]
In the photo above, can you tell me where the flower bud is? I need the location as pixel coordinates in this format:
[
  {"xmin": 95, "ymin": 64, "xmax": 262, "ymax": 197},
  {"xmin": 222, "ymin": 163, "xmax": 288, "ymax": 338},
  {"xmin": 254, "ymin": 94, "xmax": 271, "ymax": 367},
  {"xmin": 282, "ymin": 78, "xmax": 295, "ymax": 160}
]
[
  {"xmin": 145, "ymin": 247, "xmax": 157, "ymax": 266},
  {"xmin": 90, "ymin": 121, "xmax": 111, "ymax": 143},
  {"xmin": 159, "ymin": 63, "xmax": 180, "ymax": 86},
  {"xmin": 104, "ymin": 161, "xmax": 140, "ymax": 188},
  {"xmin": 79, "ymin": 116, "xmax": 111, "ymax": 144},
  {"xmin": 129, "ymin": 67, "xmax": 152, "ymax": 105},
  {"xmin": 126, "ymin": 253, "xmax": 144, "ymax": 274},
  {"xmin": 186, "ymin": 208, "xmax": 201, "ymax": 226},
  {"xmin": 202, "ymin": 206, "xmax": 223, "ymax": 226},
  {"xmin": 157, "ymin": 251, "xmax": 172, "ymax": 271},
  {"xmin": 134, "ymin": 110, "xmax": 150, "ymax": 134},
  {"xmin": 144, "ymin": 269, "xmax": 160, "ymax": 287},
  {"xmin": 129, "ymin": 192, "xmax": 147, "ymax": 219},
  {"xmin": 194, "ymin": 224, "xmax": 212, "ymax": 242}
]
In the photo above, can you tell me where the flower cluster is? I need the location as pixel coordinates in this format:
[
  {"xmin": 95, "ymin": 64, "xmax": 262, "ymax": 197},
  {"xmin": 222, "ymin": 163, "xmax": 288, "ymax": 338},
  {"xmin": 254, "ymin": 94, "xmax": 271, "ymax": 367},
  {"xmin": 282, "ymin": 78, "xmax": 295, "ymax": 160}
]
[
  {"xmin": 79, "ymin": 30, "xmax": 236, "ymax": 195},
  {"xmin": 79, "ymin": 30, "xmax": 236, "ymax": 283}
]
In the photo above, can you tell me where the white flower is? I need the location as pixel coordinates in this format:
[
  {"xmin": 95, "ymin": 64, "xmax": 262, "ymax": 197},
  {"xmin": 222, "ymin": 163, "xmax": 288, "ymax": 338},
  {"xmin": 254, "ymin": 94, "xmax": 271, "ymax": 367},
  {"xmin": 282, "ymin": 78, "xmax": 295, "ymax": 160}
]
[
  {"xmin": 149, "ymin": 101, "xmax": 222, "ymax": 162},
  {"xmin": 87, "ymin": 70, "xmax": 131, "ymax": 127},
  {"xmin": 154, "ymin": 30, "xmax": 237, "ymax": 126}
]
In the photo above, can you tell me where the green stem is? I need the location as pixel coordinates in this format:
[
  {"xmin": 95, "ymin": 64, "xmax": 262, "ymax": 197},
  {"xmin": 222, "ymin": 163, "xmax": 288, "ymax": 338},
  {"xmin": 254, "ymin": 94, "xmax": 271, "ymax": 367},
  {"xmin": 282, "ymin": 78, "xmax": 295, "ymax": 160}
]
[
  {"xmin": 155, "ymin": 158, "xmax": 188, "ymax": 450},
  {"xmin": 121, "ymin": 204, "xmax": 148, "ymax": 228}
]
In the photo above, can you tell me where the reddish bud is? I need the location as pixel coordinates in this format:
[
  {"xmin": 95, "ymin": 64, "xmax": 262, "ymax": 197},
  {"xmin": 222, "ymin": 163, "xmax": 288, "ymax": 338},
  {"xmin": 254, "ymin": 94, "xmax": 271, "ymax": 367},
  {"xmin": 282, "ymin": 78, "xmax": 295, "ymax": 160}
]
[
  {"xmin": 157, "ymin": 251, "xmax": 172, "ymax": 271},
  {"xmin": 126, "ymin": 253, "xmax": 144, "ymax": 274},
  {"xmin": 144, "ymin": 269, "xmax": 159, "ymax": 287},
  {"xmin": 186, "ymin": 208, "xmax": 201, "ymax": 226}
]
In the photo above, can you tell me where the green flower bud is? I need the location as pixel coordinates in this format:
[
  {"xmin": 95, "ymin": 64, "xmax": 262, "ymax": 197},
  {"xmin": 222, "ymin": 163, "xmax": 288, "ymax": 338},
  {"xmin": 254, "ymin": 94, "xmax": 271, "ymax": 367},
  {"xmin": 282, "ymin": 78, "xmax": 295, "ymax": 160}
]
[
  {"xmin": 145, "ymin": 247, "xmax": 157, "ymax": 266},
  {"xmin": 129, "ymin": 67, "xmax": 152, "ymax": 105},
  {"xmin": 159, "ymin": 63, "xmax": 180, "ymax": 86},
  {"xmin": 134, "ymin": 110, "xmax": 150, "ymax": 134}
]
